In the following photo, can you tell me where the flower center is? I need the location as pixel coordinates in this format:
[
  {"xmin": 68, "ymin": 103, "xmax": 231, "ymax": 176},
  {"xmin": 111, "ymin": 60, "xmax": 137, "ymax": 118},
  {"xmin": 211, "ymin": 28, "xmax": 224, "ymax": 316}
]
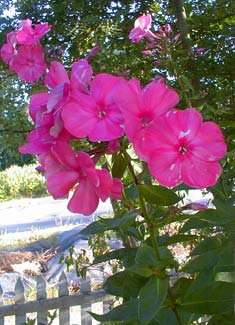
[
  {"xmin": 179, "ymin": 145, "xmax": 188, "ymax": 155},
  {"xmin": 97, "ymin": 107, "xmax": 107, "ymax": 119},
  {"xmin": 141, "ymin": 114, "xmax": 152, "ymax": 127}
]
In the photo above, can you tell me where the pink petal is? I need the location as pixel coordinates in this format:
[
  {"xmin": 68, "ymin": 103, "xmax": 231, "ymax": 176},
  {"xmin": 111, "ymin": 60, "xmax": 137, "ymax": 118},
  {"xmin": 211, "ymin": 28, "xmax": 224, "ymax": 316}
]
[
  {"xmin": 68, "ymin": 179, "xmax": 99, "ymax": 215},
  {"xmin": 88, "ymin": 112, "xmax": 124, "ymax": 141},
  {"xmin": 95, "ymin": 169, "xmax": 113, "ymax": 201},
  {"xmin": 70, "ymin": 59, "xmax": 92, "ymax": 92},
  {"xmin": 18, "ymin": 127, "xmax": 53, "ymax": 155},
  {"xmin": 47, "ymin": 170, "xmax": 79, "ymax": 198},
  {"xmin": 111, "ymin": 178, "xmax": 123, "ymax": 199},
  {"xmin": 77, "ymin": 151, "xmax": 99, "ymax": 187},
  {"xmin": 148, "ymin": 149, "xmax": 182, "ymax": 187},
  {"xmin": 182, "ymin": 153, "xmax": 222, "ymax": 188},
  {"xmin": 47, "ymin": 82, "xmax": 70, "ymax": 112},
  {"xmin": 190, "ymin": 121, "xmax": 227, "ymax": 161},
  {"xmin": 139, "ymin": 116, "xmax": 178, "ymax": 157},
  {"xmin": 166, "ymin": 108, "xmax": 202, "ymax": 142},
  {"xmin": 90, "ymin": 73, "xmax": 121, "ymax": 102},
  {"xmin": 29, "ymin": 93, "xmax": 49, "ymax": 122},
  {"xmin": 62, "ymin": 99, "xmax": 94, "ymax": 138},
  {"xmin": 144, "ymin": 79, "xmax": 179, "ymax": 117},
  {"xmin": 51, "ymin": 141, "xmax": 78, "ymax": 170},
  {"xmin": 45, "ymin": 61, "xmax": 69, "ymax": 88},
  {"xmin": 0, "ymin": 43, "xmax": 14, "ymax": 64}
]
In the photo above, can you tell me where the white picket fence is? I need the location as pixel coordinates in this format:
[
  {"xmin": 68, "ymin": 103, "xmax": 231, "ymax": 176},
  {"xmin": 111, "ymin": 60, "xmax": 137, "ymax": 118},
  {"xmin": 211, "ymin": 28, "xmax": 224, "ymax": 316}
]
[{"xmin": 0, "ymin": 271, "xmax": 113, "ymax": 325}]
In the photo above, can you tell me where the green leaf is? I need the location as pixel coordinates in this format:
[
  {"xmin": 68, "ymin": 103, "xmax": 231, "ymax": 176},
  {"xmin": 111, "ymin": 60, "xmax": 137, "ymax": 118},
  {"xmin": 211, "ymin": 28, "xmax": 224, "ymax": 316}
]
[
  {"xmin": 138, "ymin": 184, "xmax": 180, "ymax": 206},
  {"xmin": 80, "ymin": 211, "xmax": 136, "ymax": 235},
  {"xmin": 154, "ymin": 307, "xmax": 178, "ymax": 325},
  {"xmin": 90, "ymin": 299, "xmax": 138, "ymax": 322},
  {"xmin": 135, "ymin": 243, "xmax": 158, "ymax": 267},
  {"xmin": 215, "ymin": 272, "xmax": 234, "ymax": 283},
  {"xmin": 112, "ymin": 153, "xmax": 127, "ymax": 178},
  {"xmin": 127, "ymin": 264, "xmax": 155, "ymax": 278},
  {"xmin": 159, "ymin": 234, "xmax": 198, "ymax": 246},
  {"xmin": 180, "ymin": 282, "xmax": 234, "ymax": 314},
  {"xmin": 93, "ymin": 247, "xmax": 137, "ymax": 265},
  {"xmin": 103, "ymin": 270, "xmax": 146, "ymax": 299},
  {"xmin": 183, "ymin": 249, "xmax": 220, "ymax": 273},
  {"xmin": 138, "ymin": 276, "xmax": 168, "ymax": 323}
]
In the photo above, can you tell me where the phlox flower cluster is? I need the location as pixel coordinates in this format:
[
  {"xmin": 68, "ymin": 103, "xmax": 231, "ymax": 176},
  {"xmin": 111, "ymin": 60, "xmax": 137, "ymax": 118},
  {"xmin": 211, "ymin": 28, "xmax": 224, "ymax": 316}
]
[
  {"xmin": 0, "ymin": 19, "xmax": 50, "ymax": 82},
  {"xmin": 1, "ymin": 17, "xmax": 227, "ymax": 215},
  {"xmin": 129, "ymin": 13, "xmax": 180, "ymax": 62}
]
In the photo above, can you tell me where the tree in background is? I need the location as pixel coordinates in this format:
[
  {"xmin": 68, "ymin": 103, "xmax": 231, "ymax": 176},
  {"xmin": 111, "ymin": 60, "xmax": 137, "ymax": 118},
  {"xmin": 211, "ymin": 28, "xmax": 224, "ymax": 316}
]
[{"xmin": 0, "ymin": 0, "xmax": 234, "ymax": 170}]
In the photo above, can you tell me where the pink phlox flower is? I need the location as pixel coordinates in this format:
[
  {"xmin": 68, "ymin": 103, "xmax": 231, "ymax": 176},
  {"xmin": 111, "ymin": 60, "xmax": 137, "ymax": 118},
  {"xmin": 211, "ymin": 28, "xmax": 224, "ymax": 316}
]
[
  {"xmin": 29, "ymin": 91, "xmax": 66, "ymax": 138},
  {"xmin": 29, "ymin": 92, "xmax": 50, "ymax": 126},
  {"xmin": 144, "ymin": 108, "xmax": 227, "ymax": 188},
  {"xmin": 19, "ymin": 92, "xmax": 70, "ymax": 156},
  {"xmin": 16, "ymin": 19, "xmax": 51, "ymax": 45},
  {"xmin": 10, "ymin": 44, "xmax": 46, "ymax": 82},
  {"xmin": 158, "ymin": 24, "xmax": 172, "ymax": 37},
  {"xmin": 19, "ymin": 123, "xmax": 70, "ymax": 156},
  {"xmin": 62, "ymin": 73, "xmax": 125, "ymax": 142},
  {"xmin": 0, "ymin": 31, "xmax": 17, "ymax": 67},
  {"xmin": 116, "ymin": 77, "xmax": 179, "ymax": 161},
  {"xmin": 45, "ymin": 59, "xmax": 93, "ymax": 112},
  {"xmin": 129, "ymin": 13, "xmax": 156, "ymax": 43},
  {"xmin": 43, "ymin": 141, "xmax": 123, "ymax": 215}
]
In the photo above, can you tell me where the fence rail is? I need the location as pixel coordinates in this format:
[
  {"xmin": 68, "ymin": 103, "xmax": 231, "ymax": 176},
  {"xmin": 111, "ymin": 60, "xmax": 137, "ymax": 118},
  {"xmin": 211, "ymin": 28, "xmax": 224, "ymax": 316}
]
[{"xmin": 0, "ymin": 271, "xmax": 113, "ymax": 325}]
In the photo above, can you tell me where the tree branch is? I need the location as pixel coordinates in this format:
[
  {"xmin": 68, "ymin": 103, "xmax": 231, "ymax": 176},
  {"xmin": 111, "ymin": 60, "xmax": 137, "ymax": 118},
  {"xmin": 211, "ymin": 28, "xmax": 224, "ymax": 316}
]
[{"xmin": 171, "ymin": 0, "xmax": 192, "ymax": 51}]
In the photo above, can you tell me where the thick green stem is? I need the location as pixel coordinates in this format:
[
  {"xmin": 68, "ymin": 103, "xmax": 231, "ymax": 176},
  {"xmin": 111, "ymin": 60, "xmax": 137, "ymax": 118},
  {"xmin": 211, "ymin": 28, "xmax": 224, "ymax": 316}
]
[
  {"xmin": 122, "ymin": 150, "xmax": 161, "ymax": 260},
  {"xmin": 122, "ymin": 149, "xmax": 183, "ymax": 325}
]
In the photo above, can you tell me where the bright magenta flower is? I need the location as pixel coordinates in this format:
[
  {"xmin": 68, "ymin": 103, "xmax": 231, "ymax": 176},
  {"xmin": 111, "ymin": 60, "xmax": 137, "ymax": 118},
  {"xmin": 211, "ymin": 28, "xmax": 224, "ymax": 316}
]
[
  {"xmin": 129, "ymin": 13, "xmax": 156, "ymax": 43},
  {"xmin": 19, "ymin": 92, "xmax": 70, "ymax": 156},
  {"xmin": 145, "ymin": 108, "xmax": 226, "ymax": 188},
  {"xmin": 45, "ymin": 59, "xmax": 92, "ymax": 112},
  {"xmin": 16, "ymin": 19, "xmax": 51, "ymax": 45},
  {"xmin": 44, "ymin": 141, "xmax": 123, "ymax": 215},
  {"xmin": 62, "ymin": 73, "xmax": 125, "ymax": 141},
  {"xmin": 10, "ymin": 44, "xmax": 46, "ymax": 82},
  {"xmin": 116, "ymin": 77, "xmax": 179, "ymax": 160}
]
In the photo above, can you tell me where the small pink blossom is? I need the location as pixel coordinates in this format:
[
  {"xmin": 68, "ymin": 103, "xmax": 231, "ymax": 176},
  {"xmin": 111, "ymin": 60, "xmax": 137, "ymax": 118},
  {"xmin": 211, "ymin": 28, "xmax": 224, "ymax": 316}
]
[
  {"xmin": 62, "ymin": 73, "xmax": 125, "ymax": 142},
  {"xmin": 159, "ymin": 24, "xmax": 172, "ymax": 37},
  {"xmin": 43, "ymin": 141, "xmax": 123, "ymax": 215},
  {"xmin": 85, "ymin": 45, "xmax": 101, "ymax": 60},
  {"xmin": 10, "ymin": 44, "xmax": 46, "ymax": 82},
  {"xmin": 145, "ymin": 108, "xmax": 227, "ymax": 188},
  {"xmin": 129, "ymin": 13, "xmax": 156, "ymax": 43},
  {"xmin": 116, "ymin": 77, "xmax": 179, "ymax": 160},
  {"xmin": 16, "ymin": 19, "xmax": 51, "ymax": 45},
  {"xmin": 0, "ymin": 31, "xmax": 17, "ymax": 68},
  {"xmin": 183, "ymin": 202, "xmax": 208, "ymax": 211},
  {"xmin": 107, "ymin": 139, "xmax": 121, "ymax": 154}
]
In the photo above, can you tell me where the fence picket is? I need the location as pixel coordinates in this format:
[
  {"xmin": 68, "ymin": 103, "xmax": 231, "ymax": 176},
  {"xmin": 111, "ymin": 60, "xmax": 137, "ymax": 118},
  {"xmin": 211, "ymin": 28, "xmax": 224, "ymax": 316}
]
[
  {"xmin": 37, "ymin": 275, "xmax": 48, "ymax": 325},
  {"xmin": 58, "ymin": 271, "xmax": 70, "ymax": 325},
  {"xmin": 0, "ymin": 285, "xmax": 4, "ymax": 325},
  {"xmin": 80, "ymin": 279, "xmax": 92, "ymax": 325},
  {"xmin": 15, "ymin": 278, "xmax": 26, "ymax": 325}
]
